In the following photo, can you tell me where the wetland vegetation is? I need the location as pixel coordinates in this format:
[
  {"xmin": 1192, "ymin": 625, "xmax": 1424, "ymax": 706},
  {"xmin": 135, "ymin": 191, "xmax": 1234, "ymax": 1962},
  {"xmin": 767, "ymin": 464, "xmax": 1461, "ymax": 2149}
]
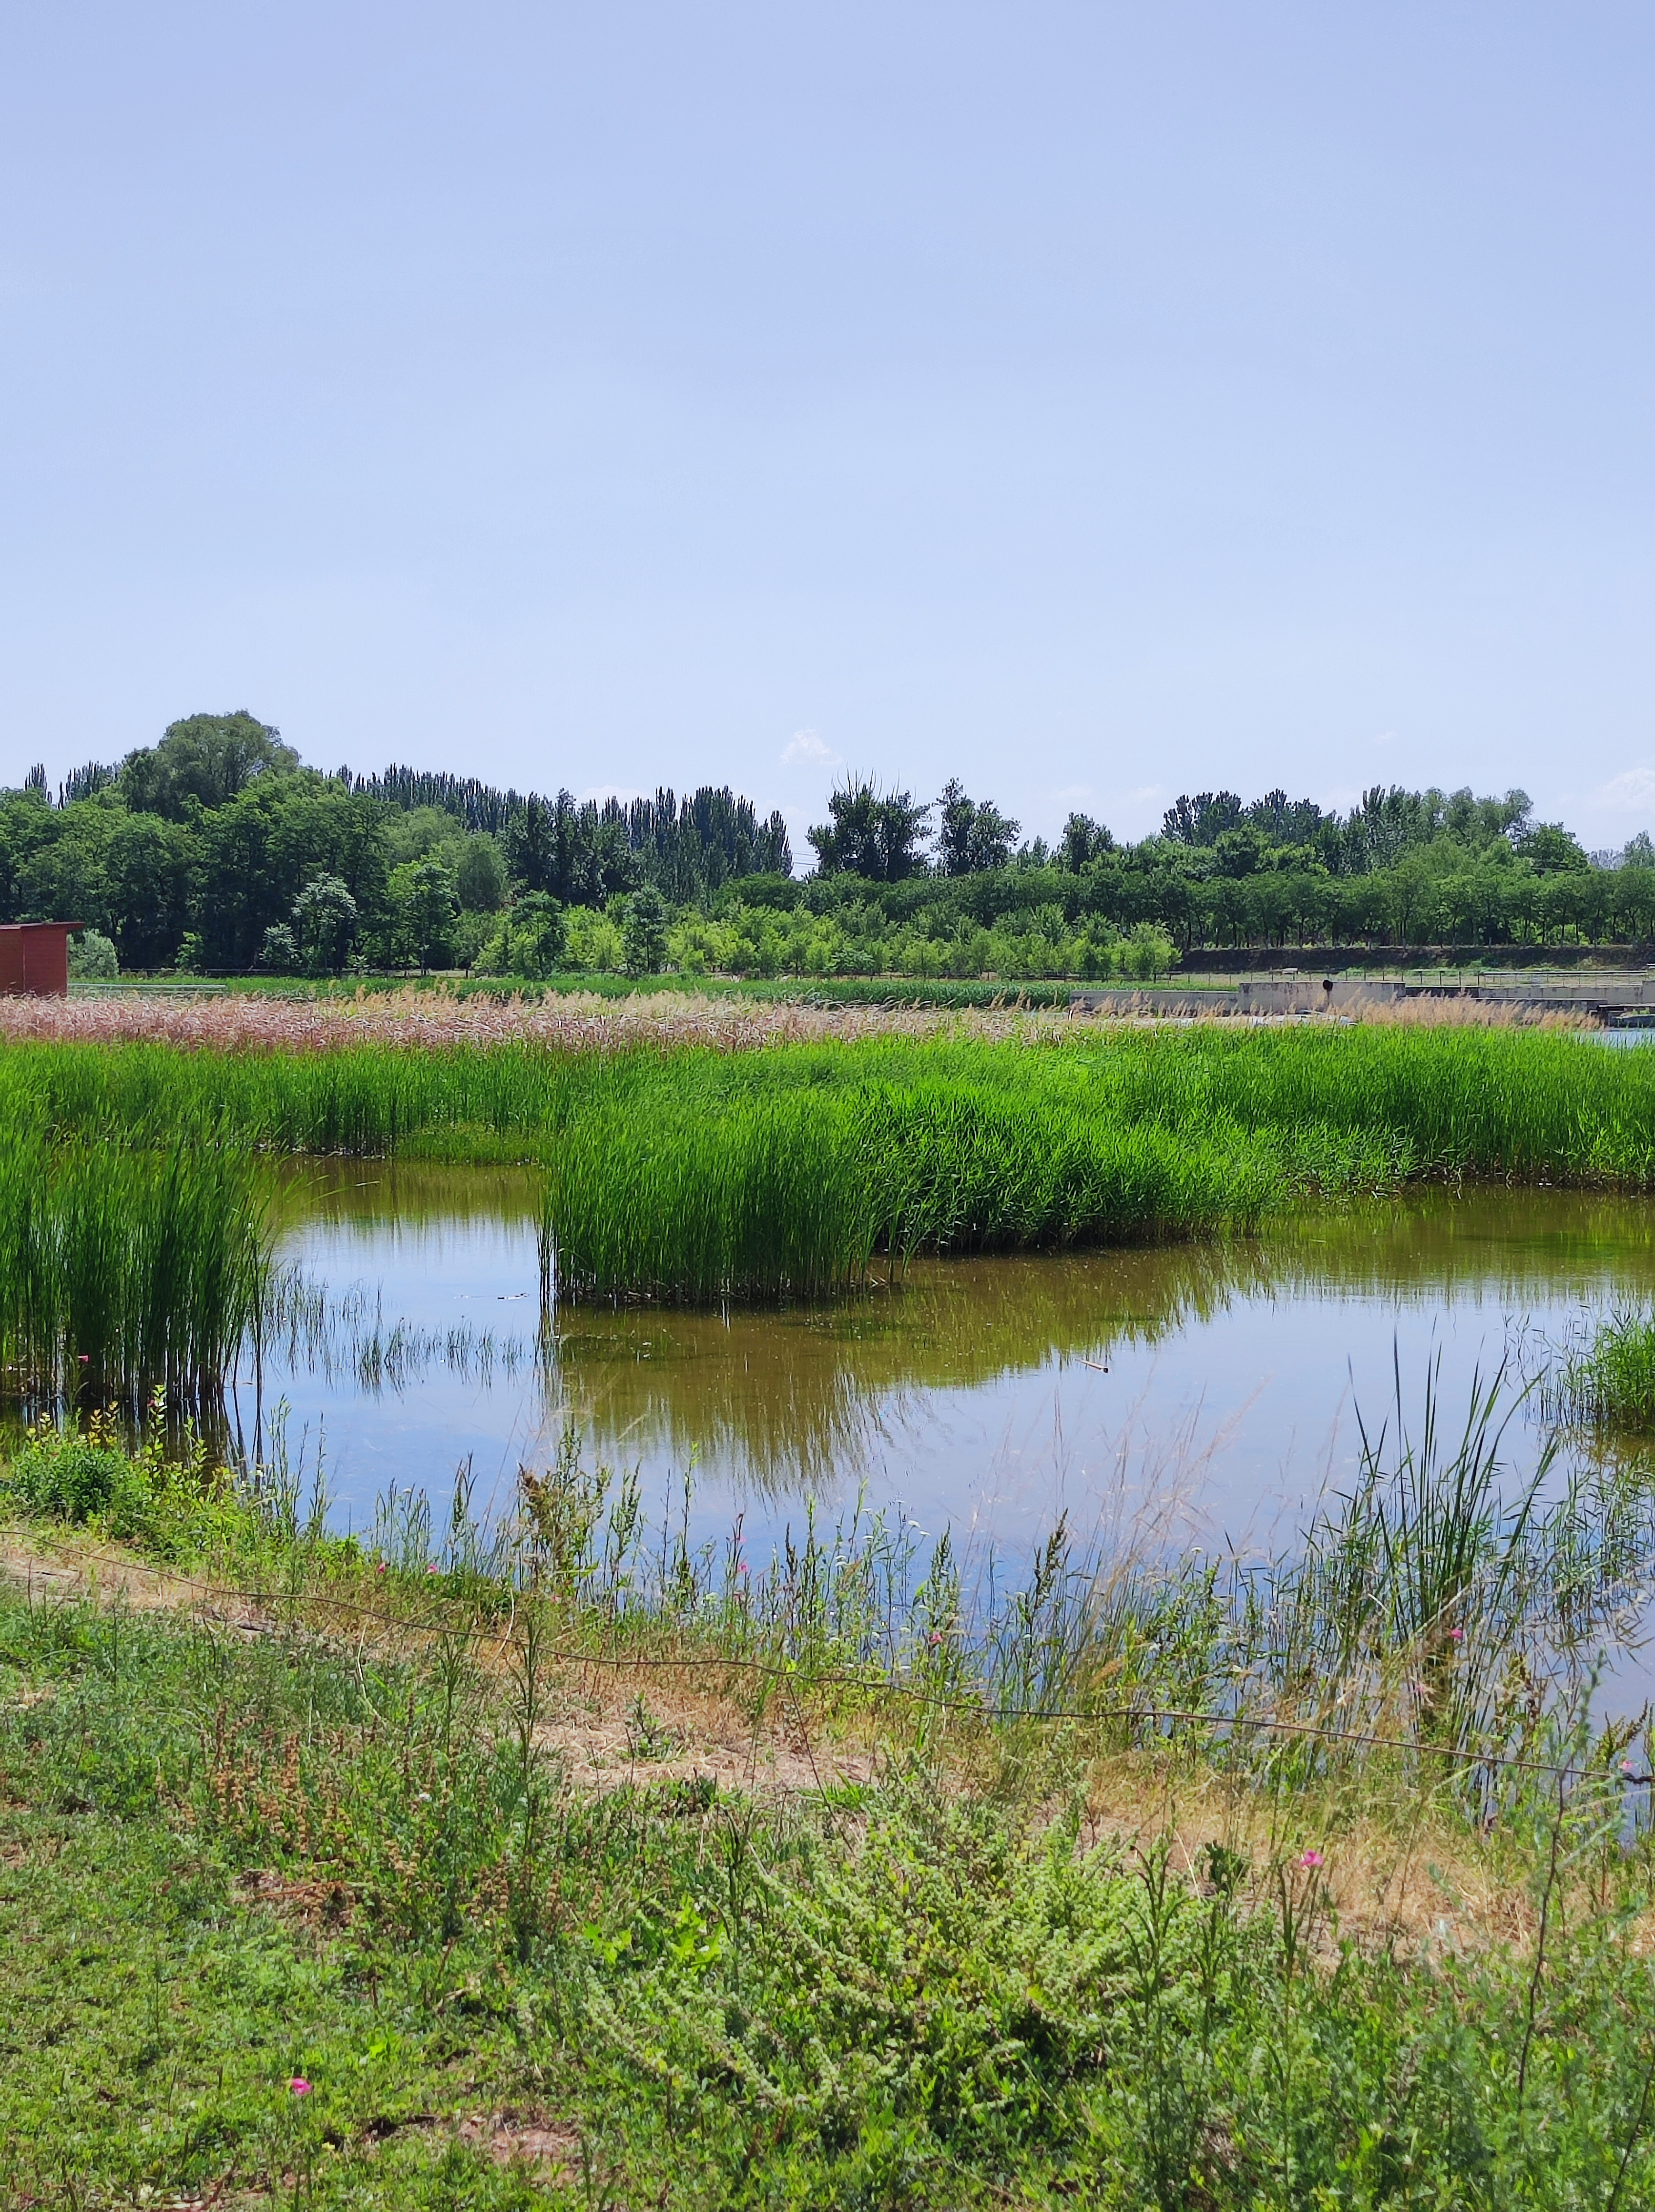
[
  {"xmin": 2, "ymin": 1016, "xmax": 1654, "ymax": 1304},
  {"xmin": 6, "ymin": 1361, "xmax": 1655, "ymax": 2205},
  {"xmin": 7, "ymin": 1008, "xmax": 1655, "ymax": 2200}
]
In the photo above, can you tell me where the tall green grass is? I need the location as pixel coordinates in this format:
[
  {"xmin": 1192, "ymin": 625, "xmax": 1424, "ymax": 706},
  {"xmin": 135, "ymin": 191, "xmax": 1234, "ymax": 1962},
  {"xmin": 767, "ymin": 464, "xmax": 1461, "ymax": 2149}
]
[
  {"xmin": 0, "ymin": 1133, "xmax": 270, "ymax": 1405},
  {"xmin": 542, "ymin": 1084, "xmax": 1299, "ymax": 1298},
  {"xmin": 2, "ymin": 1024, "xmax": 1651, "ymax": 1174},
  {"xmin": 2, "ymin": 1023, "xmax": 1651, "ymax": 1299}
]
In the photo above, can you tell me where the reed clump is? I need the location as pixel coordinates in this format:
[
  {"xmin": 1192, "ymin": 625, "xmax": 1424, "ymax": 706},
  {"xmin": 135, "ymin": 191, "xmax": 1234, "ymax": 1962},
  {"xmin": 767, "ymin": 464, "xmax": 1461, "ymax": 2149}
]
[
  {"xmin": 541, "ymin": 1084, "xmax": 1296, "ymax": 1299},
  {"xmin": 0, "ymin": 1132, "xmax": 270, "ymax": 1407}
]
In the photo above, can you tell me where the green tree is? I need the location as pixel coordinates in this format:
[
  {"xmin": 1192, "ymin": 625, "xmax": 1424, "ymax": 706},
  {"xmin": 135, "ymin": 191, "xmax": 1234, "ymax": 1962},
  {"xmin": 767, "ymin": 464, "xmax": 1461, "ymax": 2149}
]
[
  {"xmin": 1059, "ymin": 812, "xmax": 1113, "ymax": 870},
  {"xmin": 807, "ymin": 778, "xmax": 931, "ymax": 881},
  {"xmin": 450, "ymin": 909, "xmax": 492, "ymax": 974},
  {"xmin": 935, "ymin": 779, "xmax": 1021, "ymax": 874},
  {"xmin": 508, "ymin": 892, "xmax": 567, "ymax": 979},
  {"xmin": 257, "ymin": 923, "xmax": 301, "ymax": 974},
  {"xmin": 456, "ymin": 834, "xmax": 507, "ymax": 912},
  {"xmin": 16, "ymin": 796, "xmax": 119, "ymax": 931},
  {"xmin": 1514, "ymin": 821, "xmax": 1590, "ymax": 874},
  {"xmin": 390, "ymin": 856, "xmax": 458, "ymax": 971},
  {"xmin": 292, "ymin": 874, "xmax": 359, "ymax": 975},
  {"xmin": 622, "ymin": 885, "xmax": 670, "ymax": 976},
  {"xmin": 120, "ymin": 712, "xmax": 297, "ymax": 819},
  {"xmin": 104, "ymin": 812, "xmax": 193, "ymax": 968},
  {"xmin": 194, "ymin": 776, "xmax": 388, "ymax": 969}
]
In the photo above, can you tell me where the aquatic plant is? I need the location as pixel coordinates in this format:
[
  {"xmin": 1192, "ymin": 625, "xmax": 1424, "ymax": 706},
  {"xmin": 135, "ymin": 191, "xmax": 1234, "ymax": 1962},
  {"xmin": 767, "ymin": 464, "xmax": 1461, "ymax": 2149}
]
[
  {"xmin": 1555, "ymin": 1306, "xmax": 1655, "ymax": 1431},
  {"xmin": 2, "ymin": 1018, "xmax": 1652, "ymax": 1300},
  {"xmin": 0, "ymin": 1132, "xmax": 270, "ymax": 1406},
  {"xmin": 0, "ymin": 1016, "xmax": 1645, "ymax": 1174},
  {"xmin": 540, "ymin": 1082, "xmax": 1295, "ymax": 1299}
]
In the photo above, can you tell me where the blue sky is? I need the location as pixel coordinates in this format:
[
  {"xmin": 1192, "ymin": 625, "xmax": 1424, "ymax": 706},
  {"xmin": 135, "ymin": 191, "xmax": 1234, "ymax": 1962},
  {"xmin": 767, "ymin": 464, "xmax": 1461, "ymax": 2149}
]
[{"xmin": 1, "ymin": 2, "xmax": 1651, "ymax": 853}]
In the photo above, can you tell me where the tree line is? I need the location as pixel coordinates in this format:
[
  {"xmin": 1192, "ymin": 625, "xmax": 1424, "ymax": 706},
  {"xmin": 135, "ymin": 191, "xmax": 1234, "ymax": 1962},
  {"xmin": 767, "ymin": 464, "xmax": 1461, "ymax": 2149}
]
[
  {"xmin": 2, "ymin": 714, "xmax": 791, "ymax": 973},
  {"xmin": 4, "ymin": 718, "xmax": 1653, "ymax": 978}
]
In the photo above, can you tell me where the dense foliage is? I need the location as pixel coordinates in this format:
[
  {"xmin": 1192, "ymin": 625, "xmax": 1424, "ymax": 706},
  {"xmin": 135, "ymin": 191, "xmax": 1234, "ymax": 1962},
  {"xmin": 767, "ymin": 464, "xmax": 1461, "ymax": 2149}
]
[{"xmin": 8, "ymin": 719, "xmax": 1653, "ymax": 976}]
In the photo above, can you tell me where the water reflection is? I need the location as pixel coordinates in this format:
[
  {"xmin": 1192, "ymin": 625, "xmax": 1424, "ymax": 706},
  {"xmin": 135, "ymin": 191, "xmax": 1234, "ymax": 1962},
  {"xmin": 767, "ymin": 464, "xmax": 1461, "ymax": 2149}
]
[
  {"xmin": 251, "ymin": 1167, "xmax": 1655, "ymax": 1567},
  {"xmin": 551, "ymin": 1197, "xmax": 1655, "ymax": 1497}
]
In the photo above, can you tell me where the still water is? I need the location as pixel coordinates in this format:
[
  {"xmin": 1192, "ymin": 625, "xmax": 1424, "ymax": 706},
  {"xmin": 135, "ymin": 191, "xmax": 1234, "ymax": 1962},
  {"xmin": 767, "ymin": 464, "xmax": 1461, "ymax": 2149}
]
[{"xmin": 248, "ymin": 1166, "xmax": 1655, "ymax": 1584}]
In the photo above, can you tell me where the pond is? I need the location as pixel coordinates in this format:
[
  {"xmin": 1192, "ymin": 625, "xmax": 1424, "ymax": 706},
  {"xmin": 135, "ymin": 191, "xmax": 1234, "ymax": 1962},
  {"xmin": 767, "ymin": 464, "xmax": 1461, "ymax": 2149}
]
[{"xmin": 248, "ymin": 1167, "xmax": 1655, "ymax": 1616}]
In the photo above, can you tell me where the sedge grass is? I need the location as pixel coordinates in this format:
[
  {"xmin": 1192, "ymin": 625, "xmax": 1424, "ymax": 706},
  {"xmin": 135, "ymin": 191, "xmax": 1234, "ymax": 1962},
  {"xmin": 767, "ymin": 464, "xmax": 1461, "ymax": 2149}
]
[
  {"xmin": 541, "ymin": 1082, "xmax": 1296, "ymax": 1298},
  {"xmin": 1556, "ymin": 1306, "xmax": 1655, "ymax": 1432}
]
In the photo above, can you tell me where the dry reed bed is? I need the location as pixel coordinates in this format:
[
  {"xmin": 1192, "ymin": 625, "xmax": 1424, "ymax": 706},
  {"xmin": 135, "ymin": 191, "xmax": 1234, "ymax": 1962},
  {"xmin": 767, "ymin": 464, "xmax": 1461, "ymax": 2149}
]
[
  {"xmin": 0, "ymin": 989, "xmax": 1076, "ymax": 1054},
  {"xmin": 0, "ymin": 984, "xmax": 1600, "ymax": 1055}
]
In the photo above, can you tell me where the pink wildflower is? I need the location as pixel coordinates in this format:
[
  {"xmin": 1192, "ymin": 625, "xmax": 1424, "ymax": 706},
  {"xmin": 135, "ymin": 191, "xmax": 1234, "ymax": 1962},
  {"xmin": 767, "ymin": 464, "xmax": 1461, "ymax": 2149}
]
[
  {"xmin": 289, "ymin": 2078, "xmax": 311, "ymax": 2096},
  {"xmin": 1299, "ymin": 1848, "xmax": 1324, "ymax": 1871},
  {"xmin": 1448, "ymin": 1628, "xmax": 1464, "ymax": 1643}
]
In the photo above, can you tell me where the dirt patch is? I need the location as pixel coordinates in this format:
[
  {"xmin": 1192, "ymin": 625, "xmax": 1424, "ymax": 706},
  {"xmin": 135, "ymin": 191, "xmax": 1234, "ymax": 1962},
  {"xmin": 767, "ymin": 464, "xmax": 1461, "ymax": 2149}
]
[
  {"xmin": 0, "ymin": 1530, "xmax": 274, "ymax": 1634},
  {"xmin": 536, "ymin": 1694, "xmax": 876, "ymax": 1801},
  {"xmin": 457, "ymin": 2111, "xmax": 581, "ymax": 2175},
  {"xmin": 235, "ymin": 1865, "xmax": 355, "ymax": 1930}
]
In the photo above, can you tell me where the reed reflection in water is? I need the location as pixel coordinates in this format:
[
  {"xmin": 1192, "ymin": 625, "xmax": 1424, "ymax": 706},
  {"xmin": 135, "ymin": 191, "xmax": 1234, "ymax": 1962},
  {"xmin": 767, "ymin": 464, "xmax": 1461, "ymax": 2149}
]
[{"xmin": 253, "ymin": 1166, "xmax": 1655, "ymax": 1567}]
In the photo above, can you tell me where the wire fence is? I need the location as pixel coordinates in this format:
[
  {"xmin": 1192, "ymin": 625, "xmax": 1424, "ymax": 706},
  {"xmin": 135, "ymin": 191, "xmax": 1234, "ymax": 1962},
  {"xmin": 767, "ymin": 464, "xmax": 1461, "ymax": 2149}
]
[{"xmin": 9, "ymin": 1536, "xmax": 1646, "ymax": 1792}]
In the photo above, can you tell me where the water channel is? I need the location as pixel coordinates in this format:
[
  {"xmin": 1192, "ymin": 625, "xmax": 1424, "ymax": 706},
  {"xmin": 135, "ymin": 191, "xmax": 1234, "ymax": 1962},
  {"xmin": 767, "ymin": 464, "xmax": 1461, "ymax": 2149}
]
[{"xmin": 247, "ymin": 1168, "xmax": 1655, "ymax": 1657}]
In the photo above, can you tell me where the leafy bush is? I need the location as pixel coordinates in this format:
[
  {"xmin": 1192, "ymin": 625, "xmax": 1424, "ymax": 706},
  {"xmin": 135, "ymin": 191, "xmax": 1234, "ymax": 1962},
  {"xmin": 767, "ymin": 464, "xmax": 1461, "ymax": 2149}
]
[
  {"xmin": 5, "ymin": 1424, "xmax": 136, "ymax": 1522},
  {"xmin": 68, "ymin": 929, "xmax": 119, "ymax": 980},
  {"xmin": 0, "ymin": 1409, "xmax": 228, "ymax": 1555},
  {"xmin": 256, "ymin": 922, "xmax": 301, "ymax": 973}
]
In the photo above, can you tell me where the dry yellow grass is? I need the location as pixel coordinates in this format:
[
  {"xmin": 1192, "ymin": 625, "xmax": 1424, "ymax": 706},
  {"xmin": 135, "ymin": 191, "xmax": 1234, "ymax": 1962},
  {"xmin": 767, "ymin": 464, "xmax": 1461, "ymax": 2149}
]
[{"xmin": 0, "ymin": 979, "xmax": 1607, "ymax": 1054}]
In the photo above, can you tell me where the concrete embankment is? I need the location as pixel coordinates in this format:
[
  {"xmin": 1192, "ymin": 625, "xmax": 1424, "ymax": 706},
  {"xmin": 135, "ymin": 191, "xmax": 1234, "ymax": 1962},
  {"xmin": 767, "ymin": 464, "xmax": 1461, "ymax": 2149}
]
[{"xmin": 1071, "ymin": 974, "xmax": 1655, "ymax": 1023}]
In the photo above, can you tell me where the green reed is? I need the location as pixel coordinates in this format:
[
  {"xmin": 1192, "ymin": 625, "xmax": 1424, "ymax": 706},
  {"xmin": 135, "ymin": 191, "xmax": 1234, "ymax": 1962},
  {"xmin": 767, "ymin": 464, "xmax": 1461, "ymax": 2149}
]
[
  {"xmin": 0, "ymin": 1132, "xmax": 270, "ymax": 1406},
  {"xmin": 0, "ymin": 1022, "xmax": 1648, "ymax": 1171},
  {"xmin": 541, "ymin": 1082, "xmax": 1296, "ymax": 1299},
  {"xmin": 1, "ymin": 1022, "xmax": 1651, "ymax": 1300}
]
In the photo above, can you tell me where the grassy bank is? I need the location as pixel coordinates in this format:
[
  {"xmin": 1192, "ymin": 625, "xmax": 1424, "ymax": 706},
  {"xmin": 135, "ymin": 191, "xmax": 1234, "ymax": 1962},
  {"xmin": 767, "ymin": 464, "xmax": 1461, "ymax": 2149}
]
[
  {"xmin": 4, "ymin": 1373, "xmax": 1655, "ymax": 2206},
  {"xmin": 0, "ymin": 1021, "xmax": 1651, "ymax": 1300}
]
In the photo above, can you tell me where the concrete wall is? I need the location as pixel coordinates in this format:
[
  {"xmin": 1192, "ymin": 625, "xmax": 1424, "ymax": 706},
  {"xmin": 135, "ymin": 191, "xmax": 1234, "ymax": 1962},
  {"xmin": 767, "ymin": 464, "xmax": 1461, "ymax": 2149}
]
[{"xmin": 1071, "ymin": 977, "xmax": 1405, "ymax": 1017}]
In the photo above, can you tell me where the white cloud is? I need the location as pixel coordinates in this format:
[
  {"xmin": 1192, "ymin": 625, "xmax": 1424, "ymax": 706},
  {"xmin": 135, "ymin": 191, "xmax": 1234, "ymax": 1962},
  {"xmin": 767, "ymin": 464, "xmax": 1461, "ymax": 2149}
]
[
  {"xmin": 1589, "ymin": 767, "xmax": 1655, "ymax": 815},
  {"xmin": 781, "ymin": 727, "xmax": 840, "ymax": 769},
  {"xmin": 577, "ymin": 784, "xmax": 645, "ymax": 806}
]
